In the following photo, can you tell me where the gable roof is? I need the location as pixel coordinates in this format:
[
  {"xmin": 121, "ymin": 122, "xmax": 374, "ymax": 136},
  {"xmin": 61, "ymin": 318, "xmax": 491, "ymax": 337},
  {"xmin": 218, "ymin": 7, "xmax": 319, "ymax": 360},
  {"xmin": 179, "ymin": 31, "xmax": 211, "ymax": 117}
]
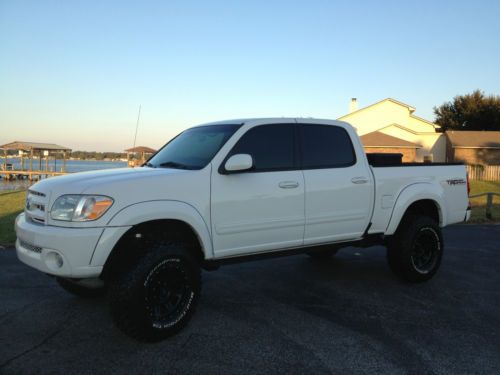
[
  {"xmin": 360, "ymin": 131, "xmax": 421, "ymax": 148},
  {"xmin": 378, "ymin": 123, "xmax": 439, "ymax": 135},
  {"xmin": 338, "ymin": 98, "xmax": 441, "ymax": 130},
  {"xmin": 339, "ymin": 98, "xmax": 415, "ymax": 117},
  {"xmin": 0, "ymin": 141, "xmax": 71, "ymax": 152},
  {"xmin": 445, "ymin": 131, "xmax": 500, "ymax": 149}
]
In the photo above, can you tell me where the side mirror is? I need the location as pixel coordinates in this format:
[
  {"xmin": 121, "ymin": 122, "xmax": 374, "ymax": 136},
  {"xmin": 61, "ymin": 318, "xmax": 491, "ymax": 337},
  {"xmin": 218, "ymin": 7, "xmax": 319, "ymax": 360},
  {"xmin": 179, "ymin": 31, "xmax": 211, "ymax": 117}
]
[{"xmin": 223, "ymin": 154, "xmax": 253, "ymax": 174}]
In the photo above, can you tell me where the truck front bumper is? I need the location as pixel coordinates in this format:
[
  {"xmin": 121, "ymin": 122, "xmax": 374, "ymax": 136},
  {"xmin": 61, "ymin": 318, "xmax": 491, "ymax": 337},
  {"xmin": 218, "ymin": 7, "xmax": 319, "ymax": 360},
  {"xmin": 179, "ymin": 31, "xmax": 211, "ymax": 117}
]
[{"xmin": 15, "ymin": 213, "xmax": 127, "ymax": 278}]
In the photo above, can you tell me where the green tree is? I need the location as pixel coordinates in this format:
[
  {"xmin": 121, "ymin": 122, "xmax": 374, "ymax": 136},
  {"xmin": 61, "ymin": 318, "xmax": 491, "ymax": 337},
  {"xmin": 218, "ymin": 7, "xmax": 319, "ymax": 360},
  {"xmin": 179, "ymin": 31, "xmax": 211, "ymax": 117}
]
[{"xmin": 433, "ymin": 90, "xmax": 500, "ymax": 131}]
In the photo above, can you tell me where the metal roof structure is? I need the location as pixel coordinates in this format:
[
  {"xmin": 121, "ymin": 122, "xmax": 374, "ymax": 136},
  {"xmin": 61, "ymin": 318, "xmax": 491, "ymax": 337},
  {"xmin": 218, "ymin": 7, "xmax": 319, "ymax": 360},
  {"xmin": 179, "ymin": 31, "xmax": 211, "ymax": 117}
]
[
  {"xmin": 124, "ymin": 146, "xmax": 156, "ymax": 153},
  {"xmin": 0, "ymin": 141, "xmax": 71, "ymax": 152}
]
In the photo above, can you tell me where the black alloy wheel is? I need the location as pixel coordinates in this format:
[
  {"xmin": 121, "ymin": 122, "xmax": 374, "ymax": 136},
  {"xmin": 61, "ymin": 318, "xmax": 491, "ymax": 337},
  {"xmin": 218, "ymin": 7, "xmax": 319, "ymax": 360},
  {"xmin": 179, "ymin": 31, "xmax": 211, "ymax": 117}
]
[
  {"xmin": 108, "ymin": 241, "xmax": 201, "ymax": 342},
  {"xmin": 387, "ymin": 215, "xmax": 443, "ymax": 282},
  {"xmin": 144, "ymin": 258, "xmax": 195, "ymax": 330},
  {"xmin": 410, "ymin": 227, "xmax": 441, "ymax": 274}
]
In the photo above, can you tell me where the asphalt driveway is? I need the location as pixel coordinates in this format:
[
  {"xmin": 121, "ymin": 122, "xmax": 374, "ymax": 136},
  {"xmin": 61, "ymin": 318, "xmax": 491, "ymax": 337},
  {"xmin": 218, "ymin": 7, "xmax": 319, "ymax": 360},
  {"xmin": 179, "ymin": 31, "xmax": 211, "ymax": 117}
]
[{"xmin": 1, "ymin": 224, "xmax": 499, "ymax": 374}]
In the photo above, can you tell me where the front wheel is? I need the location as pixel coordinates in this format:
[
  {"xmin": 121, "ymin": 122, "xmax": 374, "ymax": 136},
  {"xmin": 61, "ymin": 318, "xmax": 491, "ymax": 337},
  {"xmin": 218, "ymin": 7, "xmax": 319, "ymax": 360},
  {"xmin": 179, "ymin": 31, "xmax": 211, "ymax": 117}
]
[
  {"xmin": 387, "ymin": 216, "xmax": 443, "ymax": 282},
  {"xmin": 108, "ymin": 242, "xmax": 201, "ymax": 342}
]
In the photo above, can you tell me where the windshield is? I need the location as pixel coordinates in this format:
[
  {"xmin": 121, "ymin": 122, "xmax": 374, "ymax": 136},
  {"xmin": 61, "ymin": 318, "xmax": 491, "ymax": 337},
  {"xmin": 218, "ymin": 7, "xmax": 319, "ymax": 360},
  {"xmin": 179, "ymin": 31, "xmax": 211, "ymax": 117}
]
[{"xmin": 146, "ymin": 124, "xmax": 241, "ymax": 170}]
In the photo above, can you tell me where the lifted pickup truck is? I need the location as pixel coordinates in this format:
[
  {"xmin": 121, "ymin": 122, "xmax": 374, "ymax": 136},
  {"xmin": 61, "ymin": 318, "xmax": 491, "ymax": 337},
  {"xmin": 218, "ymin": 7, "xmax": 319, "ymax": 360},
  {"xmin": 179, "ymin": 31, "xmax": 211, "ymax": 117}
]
[{"xmin": 16, "ymin": 118, "xmax": 470, "ymax": 341}]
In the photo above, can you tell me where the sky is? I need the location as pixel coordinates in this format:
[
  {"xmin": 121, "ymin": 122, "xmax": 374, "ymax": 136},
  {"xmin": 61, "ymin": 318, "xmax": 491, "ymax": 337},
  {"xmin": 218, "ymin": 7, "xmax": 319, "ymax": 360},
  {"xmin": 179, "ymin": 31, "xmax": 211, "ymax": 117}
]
[{"xmin": 1, "ymin": 0, "xmax": 500, "ymax": 152}]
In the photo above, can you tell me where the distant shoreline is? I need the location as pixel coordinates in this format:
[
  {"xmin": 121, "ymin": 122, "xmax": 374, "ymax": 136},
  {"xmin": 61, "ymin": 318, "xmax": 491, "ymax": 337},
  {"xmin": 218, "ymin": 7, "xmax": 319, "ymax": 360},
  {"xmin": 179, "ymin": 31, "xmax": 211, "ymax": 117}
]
[
  {"xmin": 68, "ymin": 158, "xmax": 128, "ymax": 162},
  {"xmin": 2, "ymin": 156, "xmax": 127, "ymax": 162},
  {"xmin": 0, "ymin": 160, "xmax": 127, "ymax": 191}
]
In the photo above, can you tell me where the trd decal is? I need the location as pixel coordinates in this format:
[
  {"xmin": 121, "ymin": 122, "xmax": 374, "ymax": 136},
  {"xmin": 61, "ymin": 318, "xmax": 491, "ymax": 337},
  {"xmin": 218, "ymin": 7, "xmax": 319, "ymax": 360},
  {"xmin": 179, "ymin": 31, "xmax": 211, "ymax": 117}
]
[{"xmin": 446, "ymin": 179, "xmax": 466, "ymax": 185}]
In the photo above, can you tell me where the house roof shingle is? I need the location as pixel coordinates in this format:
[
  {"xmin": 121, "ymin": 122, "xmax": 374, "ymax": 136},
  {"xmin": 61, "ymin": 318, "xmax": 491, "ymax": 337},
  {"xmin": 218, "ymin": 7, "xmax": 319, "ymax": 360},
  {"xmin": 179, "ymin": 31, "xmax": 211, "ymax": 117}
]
[
  {"xmin": 445, "ymin": 131, "xmax": 500, "ymax": 148},
  {"xmin": 360, "ymin": 131, "xmax": 421, "ymax": 148}
]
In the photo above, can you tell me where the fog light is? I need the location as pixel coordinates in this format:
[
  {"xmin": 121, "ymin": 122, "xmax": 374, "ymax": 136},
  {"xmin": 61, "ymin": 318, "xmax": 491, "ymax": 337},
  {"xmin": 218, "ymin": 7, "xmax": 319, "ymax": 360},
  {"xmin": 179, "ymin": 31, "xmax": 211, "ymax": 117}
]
[
  {"xmin": 45, "ymin": 251, "xmax": 64, "ymax": 270},
  {"xmin": 55, "ymin": 253, "xmax": 64, "ymax": 268}
]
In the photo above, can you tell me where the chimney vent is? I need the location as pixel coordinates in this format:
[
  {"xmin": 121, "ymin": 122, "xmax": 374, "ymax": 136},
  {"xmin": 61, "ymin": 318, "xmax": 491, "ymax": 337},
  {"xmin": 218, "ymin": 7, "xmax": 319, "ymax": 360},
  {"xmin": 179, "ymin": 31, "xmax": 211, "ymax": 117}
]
[{"xmin": 349, "ymin": 98, "xmax": 358, "ymax": 113}]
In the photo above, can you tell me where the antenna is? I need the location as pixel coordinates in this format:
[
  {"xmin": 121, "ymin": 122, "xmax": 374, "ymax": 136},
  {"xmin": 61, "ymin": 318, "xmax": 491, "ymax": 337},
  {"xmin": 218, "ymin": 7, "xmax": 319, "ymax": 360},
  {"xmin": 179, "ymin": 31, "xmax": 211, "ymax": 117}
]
[{"xmin": 132, "ymin": 104, "xmax": 142, "ymax": 149}]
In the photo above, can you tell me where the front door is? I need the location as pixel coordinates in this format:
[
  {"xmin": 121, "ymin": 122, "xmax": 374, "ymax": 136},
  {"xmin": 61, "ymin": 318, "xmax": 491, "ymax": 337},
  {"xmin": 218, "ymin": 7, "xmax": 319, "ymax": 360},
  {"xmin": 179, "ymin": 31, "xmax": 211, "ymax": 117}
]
[{"xmin": 211, "ymin": 123, "xmax": 305, "ymax": 257}]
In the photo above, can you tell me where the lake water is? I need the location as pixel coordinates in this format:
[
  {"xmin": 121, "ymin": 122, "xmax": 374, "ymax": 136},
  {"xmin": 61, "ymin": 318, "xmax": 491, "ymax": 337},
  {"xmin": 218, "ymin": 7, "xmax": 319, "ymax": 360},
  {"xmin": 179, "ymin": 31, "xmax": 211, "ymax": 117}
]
[{"xmin": 0, "ymin": 159, "xmax": 127, "ymax": 191}]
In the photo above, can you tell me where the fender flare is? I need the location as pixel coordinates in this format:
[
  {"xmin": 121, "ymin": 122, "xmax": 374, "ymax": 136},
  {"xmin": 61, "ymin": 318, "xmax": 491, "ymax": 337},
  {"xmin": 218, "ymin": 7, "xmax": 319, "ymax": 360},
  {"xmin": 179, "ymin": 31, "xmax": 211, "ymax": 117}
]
[
  {"xmin": 102, "ymin": 200, "xmax": 213, "ymax": 260},
  {"xmin": 385, "ymin": 183, "xmax": 446, "ymax": 235}
]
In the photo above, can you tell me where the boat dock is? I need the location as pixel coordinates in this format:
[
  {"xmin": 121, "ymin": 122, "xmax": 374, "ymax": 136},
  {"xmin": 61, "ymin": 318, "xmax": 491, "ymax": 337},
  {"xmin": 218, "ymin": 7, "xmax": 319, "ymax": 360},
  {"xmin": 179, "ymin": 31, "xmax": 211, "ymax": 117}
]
[
  {"xmin": 1, "ymin": 141, "xmax": 71, "ymax": 181},
  {"xmin": 0, "ymin": 170, "xmax": 67, "ymax": 181}
]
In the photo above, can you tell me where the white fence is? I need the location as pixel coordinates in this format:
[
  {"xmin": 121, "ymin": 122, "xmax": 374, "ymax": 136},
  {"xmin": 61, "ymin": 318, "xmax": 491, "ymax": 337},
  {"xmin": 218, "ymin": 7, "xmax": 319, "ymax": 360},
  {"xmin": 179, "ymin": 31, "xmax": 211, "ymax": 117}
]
[{"xmin": 466, "ymin": 165, "xmax": 500, "ymax": 181}]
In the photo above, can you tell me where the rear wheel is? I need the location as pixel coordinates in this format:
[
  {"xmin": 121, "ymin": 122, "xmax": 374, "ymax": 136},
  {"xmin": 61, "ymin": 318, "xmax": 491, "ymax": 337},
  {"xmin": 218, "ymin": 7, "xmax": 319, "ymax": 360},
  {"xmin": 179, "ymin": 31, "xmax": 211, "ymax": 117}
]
[
  {"xmin": 387, "ymin": 215, "xmax": 443, "ymax": 282},
  {"xmin": 108, "ymin": 241, "xmax": 201, "ymax": 342}
]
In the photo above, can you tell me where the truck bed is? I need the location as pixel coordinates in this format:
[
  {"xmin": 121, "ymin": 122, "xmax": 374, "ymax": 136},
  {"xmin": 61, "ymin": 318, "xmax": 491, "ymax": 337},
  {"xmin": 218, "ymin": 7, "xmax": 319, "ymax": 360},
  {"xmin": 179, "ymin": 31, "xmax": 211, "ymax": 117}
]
[{"xmin": 368, "ymin": 163, "xmax": 469, "ymax": 234}]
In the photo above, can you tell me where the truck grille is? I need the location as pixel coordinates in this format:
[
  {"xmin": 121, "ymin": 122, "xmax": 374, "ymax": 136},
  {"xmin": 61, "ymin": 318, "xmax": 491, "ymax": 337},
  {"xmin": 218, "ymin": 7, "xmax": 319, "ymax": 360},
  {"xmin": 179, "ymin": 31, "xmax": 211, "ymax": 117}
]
[
  {"xmin": 25, "ymin": 189, "xmax": 48, "ymax": 224},
  {"xmin": 28, "ymin": 190, "xmax": 46, "ymax": 197},
  {"xmin": 20, "ymin": 240, "xmax": 42, "ymax": 254}
]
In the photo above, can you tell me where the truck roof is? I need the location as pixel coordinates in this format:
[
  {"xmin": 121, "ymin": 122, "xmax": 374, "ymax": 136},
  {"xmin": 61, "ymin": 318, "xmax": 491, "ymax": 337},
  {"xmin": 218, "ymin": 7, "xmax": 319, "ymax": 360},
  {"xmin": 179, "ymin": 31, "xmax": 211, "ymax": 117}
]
[{"xmin": 197, "ymin": 117, "xmax": 352, "ymax": 128}]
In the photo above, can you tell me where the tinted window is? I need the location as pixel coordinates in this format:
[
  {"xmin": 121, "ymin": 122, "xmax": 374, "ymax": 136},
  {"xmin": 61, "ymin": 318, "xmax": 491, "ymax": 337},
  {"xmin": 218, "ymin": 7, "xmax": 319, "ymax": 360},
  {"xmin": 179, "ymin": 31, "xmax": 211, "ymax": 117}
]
[
  {"xmin": 147, "ymin": 124, "xmax": 241, "ymax": 170},
  {"xmin": 229, "ymin": 124, "xmax": 295, "ymax": 171},
  {"xmin": 301, "ymin": 125, "xmax": 356, "ymax": 168}
]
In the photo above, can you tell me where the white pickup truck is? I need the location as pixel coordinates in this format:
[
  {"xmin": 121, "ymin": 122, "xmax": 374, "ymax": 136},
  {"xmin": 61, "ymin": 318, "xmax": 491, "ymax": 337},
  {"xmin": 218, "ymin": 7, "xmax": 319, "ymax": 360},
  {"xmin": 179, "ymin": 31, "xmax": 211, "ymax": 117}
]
[{"xmin": 15, "ymin": 118, "xmax": 470, "ymax": 341}]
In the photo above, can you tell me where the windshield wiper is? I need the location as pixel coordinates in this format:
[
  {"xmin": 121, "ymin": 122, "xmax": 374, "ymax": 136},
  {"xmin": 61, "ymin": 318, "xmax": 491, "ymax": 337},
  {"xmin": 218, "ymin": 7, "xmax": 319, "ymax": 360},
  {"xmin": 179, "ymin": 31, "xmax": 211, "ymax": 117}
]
[
  {"xmin": 157, "ymin": 161, "xmax": 194, "ymax": 170},
  {"xmin": 142, "ymin": 162, "xmax": 155, "ymax": 168}
]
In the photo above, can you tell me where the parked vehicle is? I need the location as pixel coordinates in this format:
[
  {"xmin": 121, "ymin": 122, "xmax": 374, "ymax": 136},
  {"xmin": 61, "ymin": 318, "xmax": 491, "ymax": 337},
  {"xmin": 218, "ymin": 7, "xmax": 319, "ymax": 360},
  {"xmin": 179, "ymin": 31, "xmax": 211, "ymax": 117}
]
[{"xmin": 15, "ymin": 118, "xmax": 470, "ymax": 341}]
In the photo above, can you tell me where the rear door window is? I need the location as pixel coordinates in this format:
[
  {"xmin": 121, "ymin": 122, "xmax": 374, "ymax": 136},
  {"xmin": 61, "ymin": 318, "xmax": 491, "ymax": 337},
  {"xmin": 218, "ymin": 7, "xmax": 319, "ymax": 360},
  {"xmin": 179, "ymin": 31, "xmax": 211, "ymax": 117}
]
[{"xmin": 300, "ymin": 125, "xmax": 356, "ymax": 169}]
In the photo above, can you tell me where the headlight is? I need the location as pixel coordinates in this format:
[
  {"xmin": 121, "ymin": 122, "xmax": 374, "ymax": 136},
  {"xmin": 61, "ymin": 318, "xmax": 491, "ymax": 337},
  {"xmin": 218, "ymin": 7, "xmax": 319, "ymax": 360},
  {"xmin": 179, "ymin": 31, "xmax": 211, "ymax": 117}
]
[{"xmin": 50, "ymin": 195, "xmax": 114, "ymax": 222}]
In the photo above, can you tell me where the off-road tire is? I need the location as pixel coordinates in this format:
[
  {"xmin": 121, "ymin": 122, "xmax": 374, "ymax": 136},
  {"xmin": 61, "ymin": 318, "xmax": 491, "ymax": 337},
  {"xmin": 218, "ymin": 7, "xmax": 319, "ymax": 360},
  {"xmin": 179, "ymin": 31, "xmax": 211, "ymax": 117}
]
[
  {"xmin": 56, "ymin": 277, "xmax": 106, "ymax": 298},
  {"xmin": 387, "ymin": 215, "xmax": 443, "ymax": 282},
  {"xmin": 108, "ymin": 241, "xmax": 201, "ymax": 342}
]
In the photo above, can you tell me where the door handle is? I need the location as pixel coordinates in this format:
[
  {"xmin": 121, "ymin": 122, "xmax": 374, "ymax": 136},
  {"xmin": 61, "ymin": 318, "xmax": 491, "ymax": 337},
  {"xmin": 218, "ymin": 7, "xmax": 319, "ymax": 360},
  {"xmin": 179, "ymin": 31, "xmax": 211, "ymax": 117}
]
[
  {"xmin": 279, "ymin": 181, "xmax": 299, "ymax": 189},
  {"xmin": 351, "ymin": 177, "xmax": 368, "ymax": 184}
]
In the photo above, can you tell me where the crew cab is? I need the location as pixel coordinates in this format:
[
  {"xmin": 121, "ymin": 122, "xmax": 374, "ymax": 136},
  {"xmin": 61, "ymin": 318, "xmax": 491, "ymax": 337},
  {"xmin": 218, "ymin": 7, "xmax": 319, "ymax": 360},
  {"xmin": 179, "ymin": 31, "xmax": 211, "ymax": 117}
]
[{"xmin": 15, "ymin": 118, "xmax": 470, "ymax": 341}]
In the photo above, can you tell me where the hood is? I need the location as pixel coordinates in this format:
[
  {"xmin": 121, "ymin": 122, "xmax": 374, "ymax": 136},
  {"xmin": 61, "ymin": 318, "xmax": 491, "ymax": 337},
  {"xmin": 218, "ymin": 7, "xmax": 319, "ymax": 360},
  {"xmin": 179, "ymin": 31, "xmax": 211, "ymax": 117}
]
[
  {"xmin": 29, "ymin": 166, "xmax": 211, "ymax": 228},
  {"xmin": 30, "ymin": 167, "xmax": 168, "ymax": 196},
  {"xmin": 29, "ymin": 167, "xmax": 191, "ymax": 209}
]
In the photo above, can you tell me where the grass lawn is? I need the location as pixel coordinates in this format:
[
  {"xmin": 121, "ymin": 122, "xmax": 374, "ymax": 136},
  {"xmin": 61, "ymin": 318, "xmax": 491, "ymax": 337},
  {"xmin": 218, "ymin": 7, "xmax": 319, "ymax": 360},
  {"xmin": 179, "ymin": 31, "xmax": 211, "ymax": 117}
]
[
  {"xmin": 0, "ymin": 190, "xmax": 26, "ymax": 246},
  {"xmin": 468, "ymin": 180, "xmax": 500, "ymax": 222}
]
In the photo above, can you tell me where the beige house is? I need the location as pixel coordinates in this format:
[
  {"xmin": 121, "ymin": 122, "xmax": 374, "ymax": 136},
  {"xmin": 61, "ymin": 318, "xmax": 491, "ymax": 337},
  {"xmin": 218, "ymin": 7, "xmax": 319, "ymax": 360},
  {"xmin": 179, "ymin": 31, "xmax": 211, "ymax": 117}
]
[{"xmin": 338, "ymin": 98, "xmax": 446, "ymax": 162}]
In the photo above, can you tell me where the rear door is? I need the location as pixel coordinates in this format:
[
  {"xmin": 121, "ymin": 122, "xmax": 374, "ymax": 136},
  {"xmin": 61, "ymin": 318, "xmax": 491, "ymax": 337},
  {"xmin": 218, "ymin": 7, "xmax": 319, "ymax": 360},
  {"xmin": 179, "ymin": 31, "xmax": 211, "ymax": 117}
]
[
  {"xmin": 299, "ymin": 121, "xmax": 374, "ymax": 244},
  {"xmin": 211, "ymin": 123, "xmax": 305, "ymax": 257}
]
